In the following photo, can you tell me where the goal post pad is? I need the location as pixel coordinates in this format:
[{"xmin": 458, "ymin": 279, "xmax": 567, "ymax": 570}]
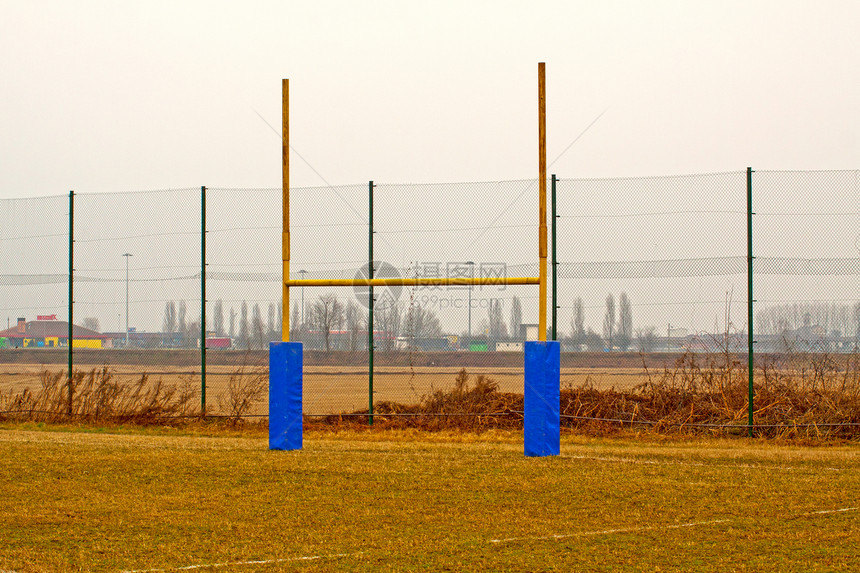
[
  {"xmin": 269, "ymin": 341, "xmax": 303, "ymax": 450},
  {"xmin": 524, "ymin": 340, "xmax": 561, "ymax": 457}
]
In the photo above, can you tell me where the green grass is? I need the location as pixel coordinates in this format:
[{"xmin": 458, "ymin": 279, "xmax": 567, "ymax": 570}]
[{"xmin": 0, "ymin": 424, "xmax": 858, "ymax": 572}]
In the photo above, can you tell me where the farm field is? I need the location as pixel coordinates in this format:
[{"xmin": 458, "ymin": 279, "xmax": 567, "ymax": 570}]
[
  {"xmin": 305, "ymin": 365, "xmax": 642, "ymax": 414},
  {"xmin": 0, "ymin": 425, "xmax": 857, "ymax": 572},
  {"xmin": 0, "ymin": 362, "xmax": 645, "ymax": 416}
]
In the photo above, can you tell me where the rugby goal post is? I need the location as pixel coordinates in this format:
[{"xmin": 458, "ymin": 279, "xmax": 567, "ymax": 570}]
[{"xmin": 270, "ymin": 64, "xmax": 559, "ymax": 456}]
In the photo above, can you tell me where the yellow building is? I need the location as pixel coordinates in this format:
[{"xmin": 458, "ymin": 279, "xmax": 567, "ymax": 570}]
[{"xmin": 0, "ymin": 317, "xmax": 108, "ymax": 349}]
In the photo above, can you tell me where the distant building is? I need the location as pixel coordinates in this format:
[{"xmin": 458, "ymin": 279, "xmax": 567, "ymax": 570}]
[
  {"xmin": 520, "ymin": 324, "xmax": 540, "ymax": 341},
  {"xmin": 204, "ymin": 337, "xmax": 232, "ymax": 349},
  {"xmin": 395, "ymin": 336, "xmax": 456, "ymax": 351},
  {"xmin": 103, "ymin": 330, "xmax": 182, "ymax": 349},
  {"xmin": 0, "ymin": 317, "xmax": 110, "ymax": 349}
]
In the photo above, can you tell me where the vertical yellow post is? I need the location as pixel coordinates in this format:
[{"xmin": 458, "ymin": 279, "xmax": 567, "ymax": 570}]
[
  {"xmin": 282, "ymin": 79, "xmax": 290, "ymax": 341},
  {"xmin": 538, "ymin": 62, "xmax": 547, "ymax": 341}
]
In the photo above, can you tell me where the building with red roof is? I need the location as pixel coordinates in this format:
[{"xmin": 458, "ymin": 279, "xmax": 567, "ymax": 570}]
[{"xmin": 0, "ymin": 316, "xmax": 111, "ymax": 349}]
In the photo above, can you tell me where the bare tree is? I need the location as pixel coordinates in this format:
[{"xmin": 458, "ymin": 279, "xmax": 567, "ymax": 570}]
[
  {"xmin": 162, "ymin": 301, "xmax": 177, "ymax": 336},
  {"xmin": 187, "ymin": 319, "xmax": 201, "ymax": 347},
  {"xmin": 311, "ymin": 293, "xmax": 345, "ymax": 352},
  {"xmin": 617, "ymin": 292, "xmax": 633, "ymax": 351},
  {"xmin": 487, "ymin": 299, "xmax": 507, "ymax": 342},
  {"xmin": 82, "ymin": 317, "xmax": 100, "ymax": 332},
  {"xmin": 635, "ymin": 325, "xmax": 657, "ymax": 352},
  {"xmin": 476, "ymin": 318, "xmax": 489, "ymax": 338},
  {"xmin": 229, "ymin": 306, "xmax": 236, "ymax": 339},
  {"xmin": 570, "ymin": 297, "xmax": 585, "ymax": 350},
  {"xmin": 290, "ymin": 301, "xmax": 300, "ymax": 341},
  {"xmin": 584, "ymin": 328, "xmax": 605, "ymax": 351},
  {"xmin": 602, "ymin": 294, "xmax": 615, "ymax": 350},
  {"xmin": 251, "ymin": 303, "xmax": 265, "ymax": 349},
  {"xmin": 213, "ymin": 299, "xmax": 224, "ymax": 337},
  {"xmin": 267, "ymin": 302, "xmax": 277, "ymax": 342},
  {"xmin": 404, "ymin": 302, "xmax": 443, "ymax": 345},
  {"xmin": 178, "ymin": 300, "xmax": 188, "ymax": 347},
  {"xmin": 373, "ymin": 293, "xmax": 402, "ymax": 351},
  {"xmin": 345, "ymin": 299, "xmax": 363, "ymax": 351},
  {"xmin": 757, "ymin": 302, "xmax": 857, "ymax": 337},
  {"xmin": 239, "ymin": 301, "xmax": 249, "ymax": 349},
  {"xmin": 510, "ymin": 296, "xmax": 522, "ymax": 340}
]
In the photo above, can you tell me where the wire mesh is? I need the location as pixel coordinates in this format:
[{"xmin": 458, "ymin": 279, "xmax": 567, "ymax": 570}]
[
  {"xmin": 1, "ymin": 170, "xmax": 859, "ymax": 429},
  {"xmin": 367, "ymin": 180, "xmax": 536, "ymax": 410},
  {"xmin": 71, "ymin": 188, "xmax": 203, "ymax": 413},
  {"xmin": 752, "ymin": 170, "xmax": 860, "ymax": 352},
  {"xmin": 0, "ymin": 194, "xmax": 69, "ymax": 393},
  {"xmin": 555, "ymin": 172, "xmax": 747, "ymax": 353}
]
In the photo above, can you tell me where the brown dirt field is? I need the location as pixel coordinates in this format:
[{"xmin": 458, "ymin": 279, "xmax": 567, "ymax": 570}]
[
  {"xmin": 303, "ymin": 366, "xmax": 644, "ymax": 414},
  {"xmin": 0, "ymin": 349, "xmax": 672, "ymax": 416},
  {"xmin": 0, "ymin": 361, "xmax": 647, "ymax": 416},
  {"xmin": 0, "ymin": 348, "xmax": 684, "ymax": 369}
]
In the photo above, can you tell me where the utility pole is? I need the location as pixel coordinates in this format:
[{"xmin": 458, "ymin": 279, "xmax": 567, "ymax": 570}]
[
  {"xmin": 123, "ymin": 253, "xmax": 132, "ymax": 346},
  {"xmin": 667, "ymin": 323, "xmax": 671, "ymax": 353}
]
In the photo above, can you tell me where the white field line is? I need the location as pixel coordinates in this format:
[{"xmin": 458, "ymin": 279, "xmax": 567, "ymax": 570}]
[
  {"xmin": 121, "ymin": 552, "xmax": 359, "ymax": 573},
  {"xmin": 490, "ymin": 507, "xmax": 859, "ymax": 544},
  {"xmin": 802, "ymin": 507, "xmax": 857, "ymax": 516},
  {"xmin": 489, "ymin": 519, "xmax": 730, "ymax": 544},
  {"xmin": 561, "ymin": 454, "xmax": 844, "ymax": 472}
]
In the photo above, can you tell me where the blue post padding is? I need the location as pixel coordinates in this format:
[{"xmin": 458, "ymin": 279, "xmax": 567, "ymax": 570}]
[
  {"xmin": 524, "ymin": 340, "xmax": 561, "ymax": 457},
  {"xmin": 269, "ymin": 342, "xmax": 303, "ymax": 450}
]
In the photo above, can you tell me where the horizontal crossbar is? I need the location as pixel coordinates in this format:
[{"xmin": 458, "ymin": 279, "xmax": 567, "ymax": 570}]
[{"xmin": 284, "ymin": 276, "xmax": 540, "ymax": 287}]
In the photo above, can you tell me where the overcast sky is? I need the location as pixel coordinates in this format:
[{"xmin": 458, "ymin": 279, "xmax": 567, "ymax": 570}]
[{"xmin": 1, "ymin": 0, "xmax": 858, "ymax": 199}]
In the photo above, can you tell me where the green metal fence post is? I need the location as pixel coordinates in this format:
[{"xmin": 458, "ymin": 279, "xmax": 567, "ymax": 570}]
[
  {"xmin": 747, "ymin": 167, "xmax": 755, "ymax": 437},
  {"xmin": 551, "ymin": 174, "xmax": 557, "ymax": 341},
  {"xmin": 68, "ymin": 190, "xmax": 74, "ymax": 416},
  {"xmin": 368, "ymin": 180, "xmax": 374, "ymax": 426},
  {"xmin": 201, "ymin": 186, "xmax": 207, "ymax": 416}
]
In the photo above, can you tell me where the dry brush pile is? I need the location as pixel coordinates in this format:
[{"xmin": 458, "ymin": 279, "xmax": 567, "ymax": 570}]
[
  {"xmin": 3, "ymin": 350, "xmax": 859, "ymax": 439},
  {"xmin": 562, "ymin": 351, "xmax": 860, "ymax": 438},
  {"xmin": 0, "ymin": 365, "xmax": 267, "ymax": 425},
  {"xmin": 320, "ymin": 368, "xmax": 524, "ymax": 431},
  {"xmin": 327, "ymin": 351, "xmax": 860, "ymax": 439}
]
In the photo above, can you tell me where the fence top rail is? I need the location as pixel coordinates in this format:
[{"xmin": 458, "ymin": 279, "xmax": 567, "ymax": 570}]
[
  {"xmin": 2, "ymin": 169, "xmax": 859, "ymax": 202},
  {"xmin": 284, "ymin": 276, "xmax": 541, "ymax": 287}
]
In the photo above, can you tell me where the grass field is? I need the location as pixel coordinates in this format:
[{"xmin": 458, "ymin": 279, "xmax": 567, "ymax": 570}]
[{"xmin": 0, "ymin": 424, "xmax": 858, "ymax": 572}]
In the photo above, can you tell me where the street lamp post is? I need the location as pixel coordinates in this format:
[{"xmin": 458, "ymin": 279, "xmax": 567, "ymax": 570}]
[
  {"xmin": 667, "ymin": 323, "xmax": 671, "ymax": 353},
  {"xmin": 466, "ymin": 261, "xmax": 475, "ymax": 349},
  {"xmin": 123, "ymin": 253, "xmax": 132, "ymax": 347}
]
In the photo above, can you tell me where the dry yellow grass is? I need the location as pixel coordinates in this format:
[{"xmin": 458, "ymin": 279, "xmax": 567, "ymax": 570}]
[{"xmin": 0, "ymin": 425, "xmax": 858, "ymax": 572}]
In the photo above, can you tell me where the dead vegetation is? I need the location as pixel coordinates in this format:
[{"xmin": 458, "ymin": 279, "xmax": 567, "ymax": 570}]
[
  {"xmin": 558, "ymin": 350, "xmax": 860, "ymax": 438},
  {"xmin": 3, "ymin": 350, "xmax": 860, "ymax": 439},
  {"xmin": 0, "ymin": 367, "xmax": 200, "ymax": 423},
  {"xmin": 325, "ymin": 352, "xmax": 860, "ymax": 439},
  {"xmin": 323, "ymin": 368, "xmax": 523, "ymax": 431},
  {"xmin": 215, "ymin": 363, "xmax": 268, "ymax": 421},
  {"xmin": 0, "ymin": 366, "xmax": 266, "ymax": 427}
]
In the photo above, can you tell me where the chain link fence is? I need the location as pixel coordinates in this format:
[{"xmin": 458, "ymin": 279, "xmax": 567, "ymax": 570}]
[
  {"xmin": 557, "ymin": 172, "xmax": 748, "ymax": 357},
  {"xmin": 753, "ymin": 171, "xmax": 860, "ymax": 353},
  {"xmin": 0, "ymin": 194, "xmax": 68, "ymax": 396},
  {"xmin": 1, "ymin": 170, "xmax": 859, "ymax": 425}
]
